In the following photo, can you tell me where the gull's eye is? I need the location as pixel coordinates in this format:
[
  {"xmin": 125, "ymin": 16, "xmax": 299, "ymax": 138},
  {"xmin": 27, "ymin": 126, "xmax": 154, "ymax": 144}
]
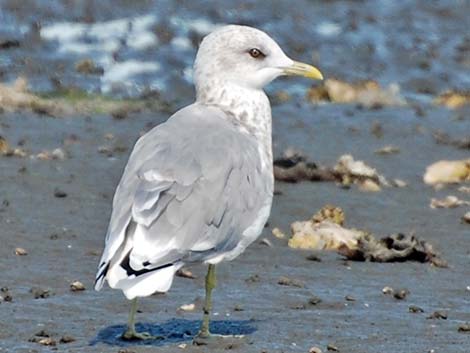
[{"xmin": 248, "ymin": 48, "xmax": 265, "ymax": 59}]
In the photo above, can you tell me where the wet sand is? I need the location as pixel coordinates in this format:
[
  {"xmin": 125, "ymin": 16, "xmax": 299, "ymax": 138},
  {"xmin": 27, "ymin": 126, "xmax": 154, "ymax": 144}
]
[{"xmin": 1, "ymin": 104, "xmax": 469, "ymax": 353}]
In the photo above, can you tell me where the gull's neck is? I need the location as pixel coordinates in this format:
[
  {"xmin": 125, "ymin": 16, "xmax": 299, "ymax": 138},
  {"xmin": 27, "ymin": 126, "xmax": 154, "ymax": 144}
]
[{"xmin": 196, "ymin": 81, "xmax": 273, "ymax": 166}]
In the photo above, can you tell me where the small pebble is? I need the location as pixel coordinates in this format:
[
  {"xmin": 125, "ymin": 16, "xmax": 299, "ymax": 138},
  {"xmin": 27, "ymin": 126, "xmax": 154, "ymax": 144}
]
[
  {"xmin": 308, "ymin": 296, "xmax": 322, "ymax": 305},
  {"xmin": 345, "ymin": 295, "xmax": 356, "ymax": 301},
  {"xmin": 393, "ymin": 289, "xmax": 409, "ymax": 300},
  {"xmin": 382, "ymin": 286, "xmax": 394, "ymax": 295},
  {"xmin": 179, "ymin": 303, "xmax": 195, "ymax": 311},
  {"xmin": 409, "ymin": 305, "xmax": 424, "ymax": 313},
  {"xmin": 54, "ymin": 188, "xmax": 67, "ymax": 198},
  {"xmin": 15, "ymin": 247, "xmax": 28, "ymax": 256},
  {"xmin": 327, "ymin": 343, "xmax": 339, "ymax": 351},
  {"xmin": 458, "ymin": 323, "xmax": 470, "ymax": 332},
  {"xmin": 259, "ymin": 237, "xmax": 273, "ymax": 247},
  {"xmin": 30, "ymin": 287, "xmax": 53, "ymax": 299},
  {"xmin": 60, "ymin": 335, "xmax": 76, "ymax": 343},
  {"xmin": 278, "ymin": 276, "xmax": 304, "ymax": 288},
  {"xmin": 306, "ymin": 254, "xmax": 322, "ymax": 262},
  {"xmin": 70, "ymin": 281, "xmax": 85, "ymax": 292},
  {"xmin": 176, "ymin": 268, "xmax": 196, "ymax": 279},
  {"xmin": 309, "ymin": 347, "xmax": 323, "ymax": 353},
  {"xmin": 272, "ymin": 227, "xmax": 286, "ymax": 239},
  {"xmin": 427, "ymin": 310, "xmax": 447, "ymax": 320}
]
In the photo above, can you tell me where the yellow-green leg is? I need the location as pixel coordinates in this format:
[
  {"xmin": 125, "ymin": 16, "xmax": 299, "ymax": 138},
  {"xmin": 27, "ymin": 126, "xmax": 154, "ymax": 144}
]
[
  {"xmin": 199, "ymin": 264, "xmax": 217, "ymax": 338},
  {"xmin": 121, "ymin": 298, "xmax": 162, "ymax": 340},
  {"xmin": 193, "ymin": 265, "xmax": 244, "ymax": 346}
]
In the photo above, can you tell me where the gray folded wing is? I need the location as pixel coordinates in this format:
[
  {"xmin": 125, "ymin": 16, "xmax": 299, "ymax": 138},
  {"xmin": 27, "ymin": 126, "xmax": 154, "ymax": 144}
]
[{"xmin": 95, "ymin": 104, "xmax": 271, "ymax": 287}]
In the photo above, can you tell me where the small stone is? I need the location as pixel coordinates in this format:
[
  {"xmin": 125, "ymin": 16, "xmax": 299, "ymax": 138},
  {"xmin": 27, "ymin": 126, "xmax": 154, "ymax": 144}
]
[
  {"xmin": 178, "ymin": 343, "xmax": 187, "ymax": 349},
  {"xmin": 179, "ymin": 303, "xmax": 195, "ymax": 311},
  {"xmin": 259, "ymin": 237, "xmax": 272, "ymax": 246},
  {"xmin": 278, "ymin": 276, "xmax": 304, "ymax": 288},
  {"xmin": 245, "ymin": 274, "xmax": 260, "ymax": 283},
  {"xmin": 308, "ymin": 296, "xmax": 322, "ymax": 305},
  {"xmin": 70, "ymin": 281, "xmax": 85, "ymax": 292},
  {"xmin": 345, "ymin": 295, "xmax": 356, "ymax": 301},
  {"xmin": 272, "ymin": 227, "xmax": 286, "ymax": 239},
  {"xmin": 374, "ymin": 145, "xmax": 400, "ymax": 155},
  {"xmin": 462, "ymin": 212, "xmax": 470, "ymax": 224},
  {"xmin": 327, "ymin": 343, "xmax": 339, "ymax": 351},
  {"xmin": 409, "ymin": 305, "xmax": 424, "ymax": 313},
  {"xmin": 233, "ymin": 304, "xmax": 244, "ymax": 311},
  {"xmin": 309, "ymin": 347, "xmax": 323, "ymax": 353},
  {"xmin": 393, "ymin": 289, "xmax": 410, "ymax": 300},
  {"xmin": 30, "ymin": 287, "xmax": 53, "ymax": 299},
  {"xmin": 54, "ymin": 188, "xmax": 67, "ymax": 198},
  {"xmin": 458, "ymin": 323, "xmax": 470, "ymax": 332},
  {"xmin": 15, "ymin": 247, "xmax": 28, "ymax": 256},
  {"xmin": 427, "ymin": 310, "xmax": 448, "ymax": 320},
  {"xmin": 290, "ymin": 302, "xmax": 306, "ymax": 310},
  {"xmin": 382, "ymin": 286, "xmax": 394, "ymax": 295},
  {"xmin": 60, "ymin": 335, "xmax": 76, "ymax": 343},
  {"xmin": 392, "ymin": 179, "xmax": 408, "ymax": 188},
  {"xmin": 176, "ymin": 268, "xmax": 196, "ymax": 279},
  {"xmin": 38, "ymin": 337, "xmax": 56, "ymax": 346},
  {"xmin": 306, "ymin": 254, "xmax": 322, "ymax": 262},
  {"xmin": 51, "ymin": 148, "xmax": 66, "ymax": 160}
]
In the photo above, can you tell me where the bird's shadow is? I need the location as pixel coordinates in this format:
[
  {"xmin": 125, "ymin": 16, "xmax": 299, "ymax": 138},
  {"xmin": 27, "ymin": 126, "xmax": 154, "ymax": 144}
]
[{"xmin": 90, "ymin": 318, "xmax": 257, "ymax": 347}]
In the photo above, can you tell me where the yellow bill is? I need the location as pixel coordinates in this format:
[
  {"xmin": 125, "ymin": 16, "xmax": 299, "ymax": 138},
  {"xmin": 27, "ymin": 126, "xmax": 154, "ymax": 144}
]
[{"xmin": 283, "ymin": 61, "xmax": 323, "ymax": 80}]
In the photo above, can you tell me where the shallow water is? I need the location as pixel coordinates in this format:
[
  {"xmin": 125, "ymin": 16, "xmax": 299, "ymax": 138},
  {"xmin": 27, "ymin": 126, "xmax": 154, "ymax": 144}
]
[{"xmin": 0, "ymin": 1, "xmax": 469, "ymax": 352}]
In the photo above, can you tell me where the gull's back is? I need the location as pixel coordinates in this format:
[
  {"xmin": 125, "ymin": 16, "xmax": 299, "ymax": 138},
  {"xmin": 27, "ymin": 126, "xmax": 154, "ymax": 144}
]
[{"xmin": 95, "ymin": 103, "xmax": 273, "ymax": 299}]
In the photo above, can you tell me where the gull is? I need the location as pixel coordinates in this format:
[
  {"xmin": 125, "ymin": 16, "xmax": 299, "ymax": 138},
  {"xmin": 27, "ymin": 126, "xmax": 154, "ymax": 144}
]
[{"xmin": 94, "ymin": 24, "xmax": 323, "ymax": 343}]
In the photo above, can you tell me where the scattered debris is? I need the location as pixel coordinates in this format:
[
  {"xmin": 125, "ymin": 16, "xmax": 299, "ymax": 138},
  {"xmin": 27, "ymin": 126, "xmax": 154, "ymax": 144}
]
[
  {"xmin": 59, "ymin": 335, "xmax": 76, "ymax": 343},
  {"xmin": 427, "ymin": 310, "xmax": 448, "ymax": 320},
  {"xmin": 374, "ymin": 145, "xmax": 400, "ymax": 155},
  {"xmin": 54, "ymin": 188, "xmax": 67, "ymax": 198},
  {"xmin": 272, "ymin": 227, "xmax": 286, "ymax": 239},
  {"xmin": 29, "ymin": 330, "xmax": 56, "ymax": 346},
  {"xmin": 273, "ymin": 151, "xmax": 393, "ymax": 191},
  {"xmin": 306, "ymin": 253, "xmax": 322, "ymax": 262},
  {"xmin": 179, "ymin": 303, "xmax": 195, "ymax": 311},
  {"xmin": 259, "ymin": 237, "xmax": 273, "ymax": 247},
  {"xmin": 289, "ymin": 219, "xmax": 364, "ymax": 251},
  {"xmin": 433, "ymin": 90, "xmax": 470, "ymax": 109},
  {"xmin": 70, "ymin": 281, "xmax": 85, "ymax": 292},
  {"xmin": 339, "ymin": 232, "xmax": 448, "ymax": 267},
  {"xmin": 393, "ymin": 289, "xmax": 410, "ymax": 300},
  {"xmin": 430, "ymin": 195, "xmax": 470, "ymax": 209},
  {"xmin": 289, "ymin": 206, "xmax": 447, "ymax": 267},
  {"xmin": 245, "ymin": 274, "xmax": 260, "ymax": 283},
  {"xmin": 462, "ymin": 212, "xmax": 470, "ymax": 224},
  {"xmin": 0, "ymin": 287, "xmax": 12, "ymax": 302},
  {"xmin": 409, "ymin": 305, "xmax": 424, "ymax": 313},
  {"xmin": 309, "ymin": 346, "xmax": 323, "ymax": 353},
  {"xmin": 306, "ymin": 78, "xmax": 406, "ymax": 108},
  {"xmin": 30, "ymin": 287, "xmax": 54, "ymax": 299},
  {"xmin": 334, "ymin": 154, "xmax": 389, "ymax": 190},
  {"xmin": 308, "ymin": 296, "xmax": 322, "ymax": 305},
  {"xmin": 277, "ymin": 276, "xmax": 304, "ymax": 288},
  {"xmin": 326, "ymin": 343, "xmax": 340, "ymax": 352},
  {"xmin": 424, "ymin": 160, "xmax": 470, "ymax": 185},
  {"xmin": 176, "ymin": 268, "xmax": 196, "ymax": 279},
  {"xmin": 458, "ymin": 323, "xmax": 470, "ymax": 333},
  {"xmin": 0, "ymin": 136, "xmax": 9, "ymax": 155},
  {"xmin": 345, "ymin": 295, "xmax": 356, "ymax": 301},
  {"xmin": 459, "ymin": 186, "xmax": 470, "ymax": 194},
  {"xmin": 15, "ymin": 247, "xmax": 28, "ymax": 256},
  {"xmin": 273, "ymin": 149, "xmax": 337, "ymax": 183},
  {"xmin": 433, "ymin": 131, "xmax": 470, "ymax": 149},
  {"xmin": 312, "ymin": 205, "xmax": 345, "ymax": 226}
]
